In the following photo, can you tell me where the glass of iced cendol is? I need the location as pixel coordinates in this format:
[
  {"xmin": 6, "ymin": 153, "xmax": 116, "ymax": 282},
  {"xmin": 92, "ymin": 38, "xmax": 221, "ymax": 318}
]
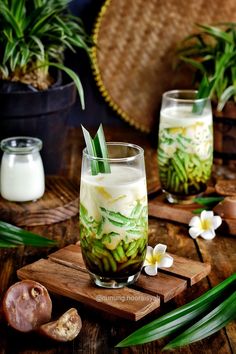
[
  {"xmin": 158, "ymin": 90, "xmax": 213, "ymax": 204},
  {"xmin": 79, "ymin": 142, "xmax": 148, "ymax": 288}
]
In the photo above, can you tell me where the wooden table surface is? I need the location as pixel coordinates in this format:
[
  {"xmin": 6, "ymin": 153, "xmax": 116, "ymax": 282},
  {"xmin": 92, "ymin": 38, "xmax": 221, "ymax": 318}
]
[{"xmin": 0, "ymin": 126, "xmax": 235, "ymax": 354}]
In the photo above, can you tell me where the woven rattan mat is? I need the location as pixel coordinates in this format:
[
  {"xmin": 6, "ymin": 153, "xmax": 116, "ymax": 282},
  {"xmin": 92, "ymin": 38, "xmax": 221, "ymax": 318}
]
[{"xmin": 92, "ymin": 0, "xmax": 236, "ymax": 132}]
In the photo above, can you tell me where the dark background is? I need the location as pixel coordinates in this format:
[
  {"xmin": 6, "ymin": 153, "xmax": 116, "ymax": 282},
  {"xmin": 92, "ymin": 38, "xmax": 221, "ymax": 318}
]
[{"xmin": 67, "ymin": 0, "xmax": 128, "ymax": 130}]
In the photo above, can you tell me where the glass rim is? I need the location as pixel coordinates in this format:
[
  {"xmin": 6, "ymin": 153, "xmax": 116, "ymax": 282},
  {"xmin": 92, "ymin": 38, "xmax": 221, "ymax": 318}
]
[
  {"xmin": 162, "ymin": 89, "xmax": 210, "ymax": 103},
  {"xmin": 0, "ymin": 136, "xmax": 42, "ymax": 154},
  {"xmin": 83, "ymin": 142, "xmax": 144, "ymax": 162}
]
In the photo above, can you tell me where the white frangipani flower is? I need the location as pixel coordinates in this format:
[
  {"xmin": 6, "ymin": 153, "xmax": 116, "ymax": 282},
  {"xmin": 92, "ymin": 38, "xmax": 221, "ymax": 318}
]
[
  {"xmin": 143, "ymin": 244, "xmax": 173, "ymax": 276},
  {"xmin": 189, "ymin": 210, "xmax": 222, "ymax": 240}
]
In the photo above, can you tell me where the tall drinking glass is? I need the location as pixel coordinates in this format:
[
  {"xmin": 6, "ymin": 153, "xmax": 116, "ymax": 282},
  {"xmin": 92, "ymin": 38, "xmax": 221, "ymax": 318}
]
[
  {"xmin": 79, "ymin": 142, "xmax": 148, "ymax": 288},
  {"xmin": 158, "ymin": 90, "xmax": 213, "ymax": 204}
]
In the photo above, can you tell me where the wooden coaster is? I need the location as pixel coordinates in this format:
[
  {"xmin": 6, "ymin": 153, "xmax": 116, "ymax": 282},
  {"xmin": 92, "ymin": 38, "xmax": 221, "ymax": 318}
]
[
  {"xmin": 148, "ymin": 192, "xmax": 236, "ymax": 237},
  {"xmin": 0, "ymin": 176, "xmax": 79, "ymax": 226},
  {"xmin": 17, "ymin": 244, "xmax": 211, "ymax": 321}
]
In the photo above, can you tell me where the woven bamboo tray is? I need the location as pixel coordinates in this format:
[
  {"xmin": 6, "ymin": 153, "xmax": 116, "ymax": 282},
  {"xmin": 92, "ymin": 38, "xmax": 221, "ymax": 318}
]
[{"xmin": 92, "ymin": 0, "xmax": 236, "ymax": 132}]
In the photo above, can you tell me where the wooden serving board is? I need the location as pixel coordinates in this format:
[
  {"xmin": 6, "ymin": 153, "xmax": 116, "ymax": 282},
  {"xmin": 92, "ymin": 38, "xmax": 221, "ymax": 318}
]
[
  {"xmin": 148, "ymin": 192, "xmax": 236, "ymax": 236},
  {"xmin": 0, "ymin": 176, "xmax": 79, "ymax": 226},
  {"xmin": 17, "ymin": 244, "xmax": 211, "ymax": 321}
]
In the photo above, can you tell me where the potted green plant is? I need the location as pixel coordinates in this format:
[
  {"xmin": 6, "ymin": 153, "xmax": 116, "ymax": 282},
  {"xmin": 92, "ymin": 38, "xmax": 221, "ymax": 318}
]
[
  {"xmin": 176, "ymin": 23, "xmax": 236, "ymax": 161},
  {"xmin": 0, "ymin": 0, "xmax": 90, "ymax": 173}
]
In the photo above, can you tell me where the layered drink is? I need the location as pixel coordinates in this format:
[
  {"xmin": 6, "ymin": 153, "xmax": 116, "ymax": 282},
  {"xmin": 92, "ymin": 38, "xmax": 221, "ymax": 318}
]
[
  {"xmin": 158, "ymin": 102, "xmax": 213, "ymax": 202},
  {"xmin": 79, "ymin": 143, "xmax": 148, "ymax": 288}
]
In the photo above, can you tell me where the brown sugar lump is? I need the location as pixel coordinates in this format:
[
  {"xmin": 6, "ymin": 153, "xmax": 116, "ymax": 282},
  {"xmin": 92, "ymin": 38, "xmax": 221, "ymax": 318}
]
[
  {"xmin": 214, "ymin": 196, "xmax": 236, "ymax": 219},
  {"xmin": 215, "ymin": 179, "xmax": 236, "ymax": 196},
  {"xmin": 2, "ymin": 280, "xmax": 52, "ymax": 332},
  {"xmin": 38, "ymin": 308, "xmax": 82, "ymax": 342}
]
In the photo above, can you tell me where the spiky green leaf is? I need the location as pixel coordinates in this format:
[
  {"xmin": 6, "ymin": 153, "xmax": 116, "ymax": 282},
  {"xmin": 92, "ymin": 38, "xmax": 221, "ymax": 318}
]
[
  {"xmin": 163, "ymin": 291, "xmax": 236, "ymax": 350},
  {"xmin": 0, "ymin": 221, "xmax": 57, "ymax": 248},
  {"xmin": 177, "ymin": 23, "xmax": 236, "ymax": 104},
  {"xmin": 81, "ymin": 125, "xmax": 111, "ymax": 175},
  {"xmin": 116, "ymin": 274, "xmax": 236, "ymax": 347}
]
